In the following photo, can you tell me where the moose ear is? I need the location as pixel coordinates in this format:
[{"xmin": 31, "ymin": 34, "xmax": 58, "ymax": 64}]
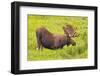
[
  {"xmin": 66, "ymin": 24, "xmax": 72, "ymax": 28},
  {"xmin": 62, "ymin": 26, "xmax": 65, "ymax": 30},
  {"xmin": 63, "ymin": 26, "xmax": 70, "ymax": 37},
  {"xmin": 62, "ymin": 26, "xmax": 65, "ymax": 29},
  {"xmin": 66, "ymin": 24, "xmax": 69, "ymax": 27}
]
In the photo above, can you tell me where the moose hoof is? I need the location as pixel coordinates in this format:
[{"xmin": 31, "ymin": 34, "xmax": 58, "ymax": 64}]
[{"xmin": 36, "ymin": 48, "xmax": 39, "ymax": 50}]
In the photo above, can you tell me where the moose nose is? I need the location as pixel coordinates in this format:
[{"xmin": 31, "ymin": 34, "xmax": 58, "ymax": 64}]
[{"xmin": 72, "ymin": 42, "xmax": 76, "ymax": 46}]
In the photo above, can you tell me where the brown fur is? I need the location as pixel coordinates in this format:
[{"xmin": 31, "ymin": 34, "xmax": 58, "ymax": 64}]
[
  {"xmin": 65, "ymin": 24, "xmax": 79, "ymax": 37},
  {"xmin": 36, "ymin": 26, "xmax": 76, "ymax": 50}
]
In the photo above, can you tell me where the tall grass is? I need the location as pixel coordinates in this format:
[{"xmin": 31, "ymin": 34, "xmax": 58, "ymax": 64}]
[{"xmin": 28, "ymin": 15, "xmax": 88, "ymax": 61}]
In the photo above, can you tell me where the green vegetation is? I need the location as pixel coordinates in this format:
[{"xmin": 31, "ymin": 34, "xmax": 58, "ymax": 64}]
[{"xmin": 28, "ymin": 15, "xmax": 88, "ymax": 61}]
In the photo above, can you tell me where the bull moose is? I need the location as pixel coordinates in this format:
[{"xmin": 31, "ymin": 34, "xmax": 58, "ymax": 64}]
[{"xmin": 36, "ymin": 25, "xmax": 77, "ymax": 50}]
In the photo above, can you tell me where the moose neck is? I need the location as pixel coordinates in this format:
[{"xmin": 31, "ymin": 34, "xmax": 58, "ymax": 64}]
[{"xmin": 64, "ymin": 34, "xmax": 72, "ymax": 46}]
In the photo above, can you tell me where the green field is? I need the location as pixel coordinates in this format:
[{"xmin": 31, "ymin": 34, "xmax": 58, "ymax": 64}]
[{"xmin": 28, "ymin": 15, "xmax": 88, "ymax": 61}]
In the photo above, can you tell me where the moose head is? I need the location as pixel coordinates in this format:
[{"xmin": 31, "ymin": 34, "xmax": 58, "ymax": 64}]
[
  {"xmin": 64, "ymin": 24, "xmax": 79, "ymax": 37},
  {"xmin": 63, "ymin": 26, "xmax": 76, "ymax": 46}
]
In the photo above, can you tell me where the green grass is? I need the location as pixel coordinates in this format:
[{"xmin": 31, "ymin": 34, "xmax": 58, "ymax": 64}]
[{"xmin": 28, "ymin": 15, "xmax": 88, "ymax": 61}]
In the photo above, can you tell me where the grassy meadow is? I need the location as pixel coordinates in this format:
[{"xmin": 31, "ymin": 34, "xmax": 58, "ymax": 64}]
[{"xmin": 28, "ymin": 15, "xmax": 88, "ymax": 61}]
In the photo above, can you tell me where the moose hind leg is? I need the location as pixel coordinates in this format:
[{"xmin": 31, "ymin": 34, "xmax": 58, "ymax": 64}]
[
  {"xmin": 36, "ymin": 40, "xmax": 41, "ymax": 50},
  {"xmin": 40, "ymin": 44, "xmax": 43, "ymax": 50},
  {"xmin": 36, "ymin": 32, "xmax": 42, "ymax": 50}
]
